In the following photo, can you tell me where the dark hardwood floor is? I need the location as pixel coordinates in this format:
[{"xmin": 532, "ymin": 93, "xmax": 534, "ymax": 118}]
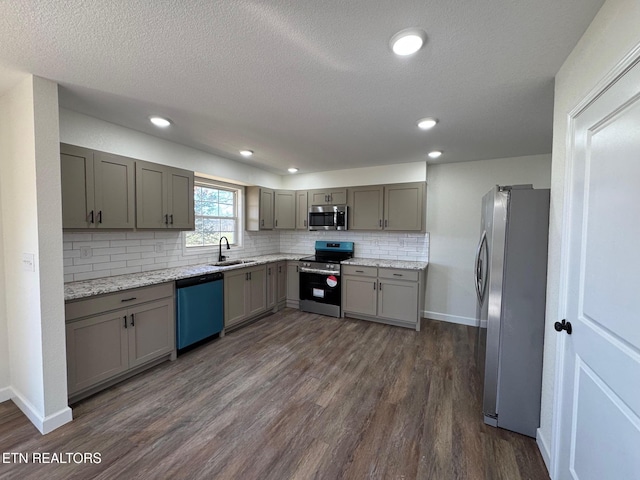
[{"xmin": 0, "ymin": 309, "xmax": 549, "ymax": 479}]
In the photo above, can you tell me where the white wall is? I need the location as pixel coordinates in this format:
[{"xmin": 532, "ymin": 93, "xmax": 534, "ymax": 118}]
[
  {"xmin": 60, "ymin": 109, "xmax": 282, "ymax": 189},
  {"xmin": 0, "ymin": 76, "xmax": 71, "ymax": 433},
  {"xmin": 0, "ymin": 174, "xmax": 8, "ymax": 401},
  {"xmin": 281, "ymin": 161, "xmax": 426, "ymax": 189},
  {"xmin": 538, "ymin": 0, "xmax": 640, "ymax": 471},
  {"xmin": 424, "ymin": 154, "xmax": 551, "ymax": 326}
]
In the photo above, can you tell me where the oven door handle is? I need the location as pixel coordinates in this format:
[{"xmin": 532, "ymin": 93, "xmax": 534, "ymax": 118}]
[{"xmin": 299, "ymin": 267, "xmax": 341, "ymax": 276}]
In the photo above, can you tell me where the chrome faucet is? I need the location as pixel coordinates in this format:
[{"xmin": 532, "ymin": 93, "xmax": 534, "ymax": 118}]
[{"xmin": 218, "ymin": 236, "xmax": 230, "ymax": 262}]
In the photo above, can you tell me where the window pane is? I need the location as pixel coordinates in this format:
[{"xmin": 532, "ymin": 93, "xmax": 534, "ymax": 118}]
[
  {"xmin": 189, "ymin": 182, "xmax": 239, "ymax": 249},
  {"xmin": 219, "ymin": 204, "xmax": 234, "ymax": 217}
]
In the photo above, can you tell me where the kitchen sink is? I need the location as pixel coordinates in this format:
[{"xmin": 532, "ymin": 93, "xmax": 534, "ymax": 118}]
[{"xmin": 212, "ymin": 259, "xmax": 257, "ymax": 267}]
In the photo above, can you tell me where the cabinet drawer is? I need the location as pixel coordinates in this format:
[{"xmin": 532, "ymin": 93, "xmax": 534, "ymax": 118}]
[
  {"xmin": 342, "ymin": 265, "xmax": 377, "ymax": 277},
  {"xmin": 66, "ymin": 282, "xmax": 174, "ymax": 321},
  {"xmin": 378, "ymin": 268, "xmax": 419, "ymax": 282}
]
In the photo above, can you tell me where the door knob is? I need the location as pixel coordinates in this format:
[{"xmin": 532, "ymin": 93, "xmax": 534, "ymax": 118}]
[{"xmin": 554, "ymin": 319, "xmax": 572, "ymax": 335}]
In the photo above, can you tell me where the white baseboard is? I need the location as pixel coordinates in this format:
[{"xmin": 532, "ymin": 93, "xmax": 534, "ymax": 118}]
[
  {"xmin": 0, "ymin": 386, "xmax": 11, "ymax": 403},
  {"xmin": 423, "ymin": 311, "xmax": 478, "ymax": 327},
  {"xmin": 11, "ymin": 389, "xmax": 73, "ymax": 435},
  {"xmin": 536, "ymin": 428, "xmax": 552, "ymax": 477}
]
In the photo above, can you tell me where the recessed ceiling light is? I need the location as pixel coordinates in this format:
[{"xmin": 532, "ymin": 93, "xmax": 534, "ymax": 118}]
[
  {"xmin": 428, "ymin": 150, "xmax": 443, "ymax": 159},
  {"xmin": 288, "ymin": 168, "xmax": 299, "ymax": 173},
  {"xmin": 149, "ymin": 116, "xmax": 171, "ymax": 128},
  {"xmin": 390, "ymin": 28, "xmax": 426, "ymax": 56},
  {"xmin": 417, "ymin": 118, "xmax": 438, "ymax": 130},
  {"xmin": 240, "ymin": 150, "xmax": 254, "ymax": 157}
]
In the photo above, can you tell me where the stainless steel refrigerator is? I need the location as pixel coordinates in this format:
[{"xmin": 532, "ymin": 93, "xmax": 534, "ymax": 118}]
[{"xmin": 475, "ymin": 185, "xmax": 550, "ymax": 438}]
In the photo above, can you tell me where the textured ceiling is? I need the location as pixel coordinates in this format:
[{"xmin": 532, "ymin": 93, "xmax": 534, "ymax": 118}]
[{"xmin": 0, "ymin": 0, "xmax": 604, "ymax": 175}]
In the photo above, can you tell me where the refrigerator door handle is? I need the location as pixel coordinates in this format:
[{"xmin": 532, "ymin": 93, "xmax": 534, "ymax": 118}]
[{"xmin": 475, "ymin": 231, "xmax": 487, "ymax": 303}]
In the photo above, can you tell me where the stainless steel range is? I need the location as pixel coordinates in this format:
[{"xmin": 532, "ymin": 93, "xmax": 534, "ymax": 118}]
[{"xmin": 299, "ymin": 241, "xmax": 354, "ymax": 318}]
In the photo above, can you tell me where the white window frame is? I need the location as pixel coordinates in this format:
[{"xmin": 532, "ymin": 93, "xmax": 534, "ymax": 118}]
[{"xmin": 182, "ymin": 178, "xmax": 244, "ymax": 256}]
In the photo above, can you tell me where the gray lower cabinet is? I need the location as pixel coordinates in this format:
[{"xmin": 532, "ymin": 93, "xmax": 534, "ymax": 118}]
[
  {"xmin": 286, "ymin": 261, "xmax": 300, "ymax": 308},
  {"xmin": 267, "ymin": 261, "xmax": 288, "ymax": 310},
  {"xmin": 342, "ymin": 265, "xmax": 425, "ymax": 331},
  {"xmin": 65, "ymin": 283, "xmax": 175, "ymax": 400},
  {"xmin": 277, "ymin": 261, "xmax": 287, "ymax": 304},
  {"xmin": 224, "ymin": 265, "xmax": 267, "ymax": 328}
]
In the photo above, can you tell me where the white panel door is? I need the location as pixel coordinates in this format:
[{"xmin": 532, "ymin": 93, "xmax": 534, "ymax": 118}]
[{"xmin": 557, "ymin": 57, "xmax": 640, "ymax": 479}]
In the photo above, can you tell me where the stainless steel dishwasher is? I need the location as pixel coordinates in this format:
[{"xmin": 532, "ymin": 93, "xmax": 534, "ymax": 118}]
[{"xmin": 175, "ymin": 272, "xmax": 224, "ymax": 352}]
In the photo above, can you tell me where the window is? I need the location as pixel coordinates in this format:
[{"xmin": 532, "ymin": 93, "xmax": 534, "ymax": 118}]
[{"xmin": 185, "ymin": 180, "xmax": 241, "ymax": 249}]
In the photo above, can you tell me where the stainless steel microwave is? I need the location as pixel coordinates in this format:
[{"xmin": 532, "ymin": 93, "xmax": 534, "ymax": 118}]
[{"xmin": 308, "ymin": 205, "xmax": 348, "ymax": 231}]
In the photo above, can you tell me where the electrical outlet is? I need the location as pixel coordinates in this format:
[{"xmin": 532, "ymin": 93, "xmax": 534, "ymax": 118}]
[
  {"xmin": 155, "ymin": 242, "xmax": 164, "ymax": 253},
  {"xmin": 80, "ymin": 246, "xmax": 92, "ymax": 259}
]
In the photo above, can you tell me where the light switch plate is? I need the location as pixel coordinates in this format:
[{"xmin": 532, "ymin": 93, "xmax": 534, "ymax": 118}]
[{"xmin": 22, "ymin": 253, "xmax": 35, "ymax": 272}]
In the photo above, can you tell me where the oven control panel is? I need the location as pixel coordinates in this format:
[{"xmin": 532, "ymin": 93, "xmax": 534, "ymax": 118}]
[{"xmin": 301, "ymin": 262, "xmax": 339, "ymax": 271}]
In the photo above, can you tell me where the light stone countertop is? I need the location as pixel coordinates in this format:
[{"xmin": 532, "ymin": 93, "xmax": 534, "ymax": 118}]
[
  {"xmin": 341, "ymin": 258, "xmax": 429, "ymax": 270},
  {"xmin": 64, "ymin": 253, "xmax": 306, "ymax": 301},
  {"xmin": 64, "ymin": 254, "xmax": 428, "ymax": 301}
]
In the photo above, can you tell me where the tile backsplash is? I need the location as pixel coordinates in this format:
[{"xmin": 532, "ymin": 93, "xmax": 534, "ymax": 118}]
[{"xmin": 63, "ymin": 230, "xmax": 429, "ymax": 282}]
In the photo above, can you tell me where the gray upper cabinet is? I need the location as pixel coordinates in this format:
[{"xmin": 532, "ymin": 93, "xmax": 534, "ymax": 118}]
[
  {"xmin": 383, "ymin": 182, "xmax": 425, "ymax": 231},
  {"xmin": 135, "ymin": 160, "xmax": 194, "ymax": 230},
  {"xmin": 348, "ymin": 185, "xmax": 384, "ymax": 230},
  {"xmin": 295, "ymin": 191, "xmax": 308, "ymax": 230},
  {"xmin": 246, "ymin": 187, "xmax": 274, "ymax": 230},
  {"xmin": 167, "ymin": 167, "xmax": 195, "ymax": 229},
  {"xmin": 309, "ymin": 188, "xmax": 347, "ymax": 205},
  {"xmin": 274, "ymin": 190, "xmax": 296, "ymax": 229},
  {"xmin": 61, "ymin": 144, "xmax": 135, "ymax": 229}
]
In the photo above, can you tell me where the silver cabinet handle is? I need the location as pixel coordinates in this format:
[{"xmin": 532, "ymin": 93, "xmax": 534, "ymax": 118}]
[
  {"xmin": 121, "ymin": 297, "xmax": 137, "ymax": 302},
  {"xmin": 393, "ymin": 273, "xmax": 403, "ymax": 277},
  {"xmin": 379, "ymin": 219, "xmax": 382, "ymax": 227},
  {"xmin": 123, "ymin": 315, "xmax": 127, "ymax": 329},
  {"xmin": 384, "ymin": 219, "xmax": 388, "ymax": 227},
  {"xmin": 304, "ymin": 220, "xmax": 307, "ymax": 227},
  {"xmin": 373, "ymin": 282, "xmax": 376, "ymax": 290},
  {"xmin": 275, "ymin": 219, "xmax": 278, "ymax": 227},
  {"xmin": 130, "ymin": 313, "xmax": 135, "ymax": 327},
  {"xmin": 356, "ymin": 270, "xmax": 364, "ymax": 273}
]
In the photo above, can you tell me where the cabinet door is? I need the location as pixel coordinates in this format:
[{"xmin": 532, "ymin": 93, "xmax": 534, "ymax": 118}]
[
  {"xmin": 128, "ymin": 298, "xmax": 175, "ymax": 368},
  {"xmin": 274, "ymin": 190, "xmax": 295, "ymax": 229},
  {"xmin": 348, "ymin": 185, "xmax": 384, "ymax": 230},
  {"xmin": 247, "ymin": 265, "xmax": 267, "ymax": 317},
  {"xmin": 260, "ymin": 189, "xmax": 274, "ymax": 229},
  {"xmin": 167, "ymin": 167, "xmax": 195, "ymax": 230},
  {"xmin": 384, "ymin": 182, "xmax": 424, "ymax": 231},
  {"xmin": 343, "ymin": 276, "xmax": 378, "ymax": 316},
  {"xmin": 94, "ymin": 152, "xmax": 136, "ymax": 229},
  {"xmin": 66, "ymin": 311, "xmax": 128, "ymax": 394},
  {"xmin": 224, "ymin": 269, "xmax": 247, "ymax": 327},
  {"xmin": 277, "ymin": 261, "xmax": 287, "ymax": 303},
  {"xmin": 295, "ymin": 191, "xmax": 308, "ymax": 230},
  {"xmin": 60, "ymin": 144, "xmax": 95, "ymax": 229},
  {"xmin": 329, "ymin": 189, "xmax": 347, "ymax": 205},
  {"xmin": 377, "ymin": 279, "xmax": 419, "ymax": 323},
  {"xmin": 287, "ymin": 262, "xmax": 300, "ymax": 302},
  {"xmin": 266, "ymin": 263, "xmax": 277, "ymax": 309},
  {"xmin": 310, "ymin": 190, "xmax": 330, "ymax": 205},
  {"xmin": 136, "ymin": 161, "xmax": 168, "ymax": 228}
]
